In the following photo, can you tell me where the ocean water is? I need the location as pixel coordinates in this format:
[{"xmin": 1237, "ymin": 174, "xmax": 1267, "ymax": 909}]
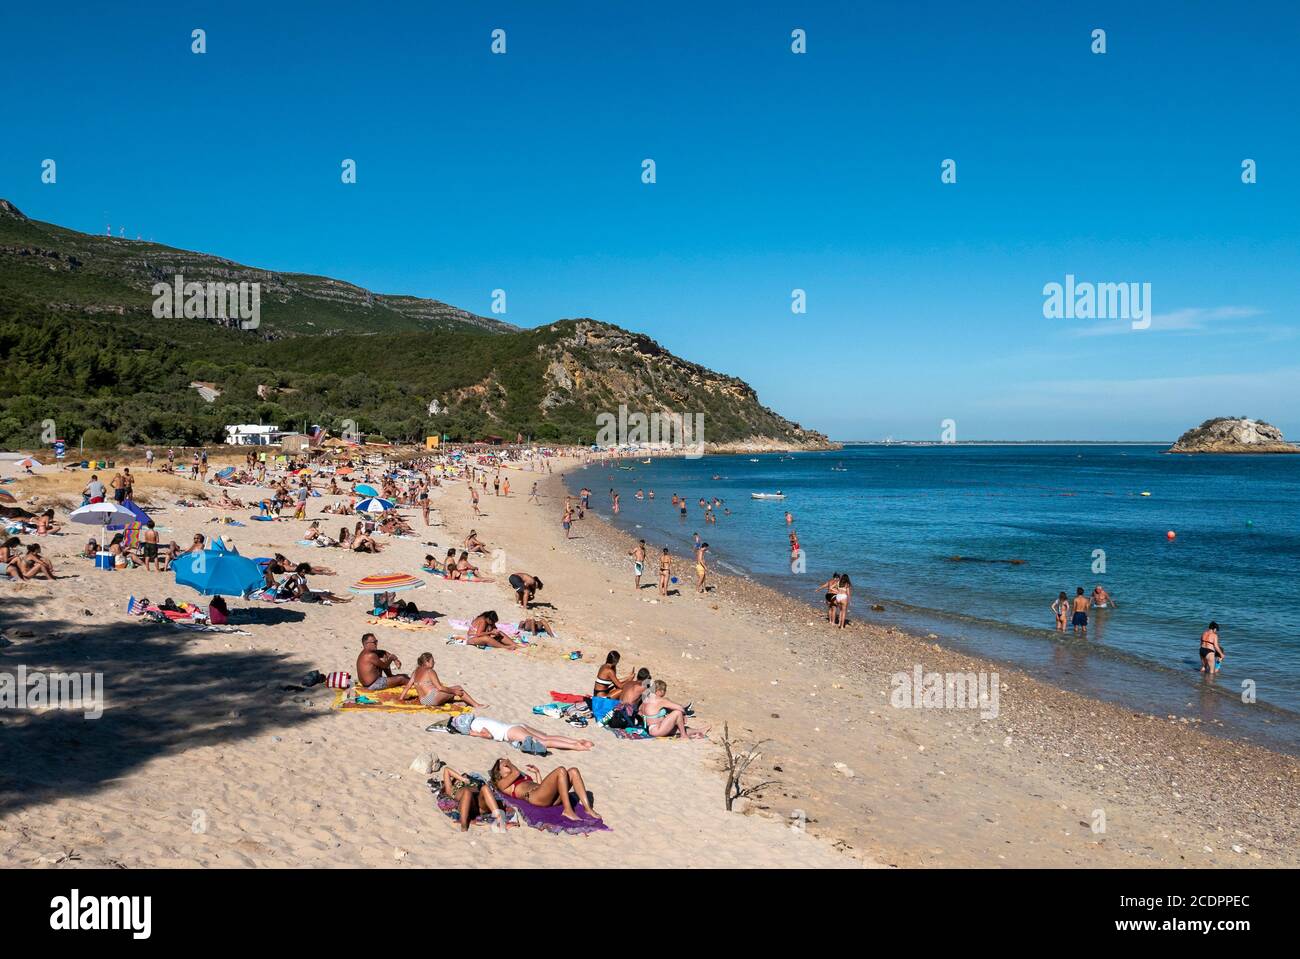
[{"xmin": 570, "ymin": 445, "xmax": 1300, "ymax": 753}]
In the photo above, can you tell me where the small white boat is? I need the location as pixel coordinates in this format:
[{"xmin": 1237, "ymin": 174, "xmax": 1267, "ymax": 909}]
[
  {"xmin": 748, "ymin": 458, "xmax": 760, "ymax": 462},
  {"xmin": 751, "ymin": 491, "xmax": 786, "ymax": 500}
]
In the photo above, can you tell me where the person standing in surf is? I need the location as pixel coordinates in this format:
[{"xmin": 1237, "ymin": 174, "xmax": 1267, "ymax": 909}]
[
  {"xmin": 1199, "ymin": 622, "xmax": 1224, "ymax": 673},
  {"xmin": 1051, "ymin": 591, "xmax": 1069, "ymax": 631},
  {"xmin": 1070, "ymin": 587, "xmax": 1091, "ymax": 635}
]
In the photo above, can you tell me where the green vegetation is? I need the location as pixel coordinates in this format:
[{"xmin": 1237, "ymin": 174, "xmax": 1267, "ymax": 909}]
[{"xmin": 0, "ymin": 200, "xmax": 825, "ymax": 451}]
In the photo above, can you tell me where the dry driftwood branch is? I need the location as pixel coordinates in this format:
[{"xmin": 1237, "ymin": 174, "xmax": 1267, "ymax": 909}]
[{"xmin": 720, "ymin": 721, "xmax": 782, "ymax": 811}]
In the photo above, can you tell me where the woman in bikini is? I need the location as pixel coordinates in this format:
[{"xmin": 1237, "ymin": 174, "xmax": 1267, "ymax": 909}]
[
  {"xmin": 812, "ymin": 573, "xmax": 841, "ymax": 623},
  {"xmin": 440, "ymin": 765, "xmax": 507, "ymax": 832},
  {"xmin": 832, "ymin": 574, "xmax": 852, "ymax": 628},
  {"xmin": 465, "ymin": 611, "xmax": 517, "ymax": 649},
  {"xmin": 19, "ymin": 543, "xmax": 56, "ymax": 579},
  {"xmin": 1051, "ymin": 591, "xmax": 1069, "ymax": 631},
  {"xmin": 2, "ymin": 537, "xmax": 26, "ymax": 579},
  {"xmin": 351, "ymin": 522, "xmax": 380, "ymax": 553},
  {"xmin": 488, "ymin": 756, "xmax": 599, "ymax": 822},
  {"xmin": 658, "ymin": 548, "xmax": 672, "ymax": 596},
  {"xmin": 517, "ymin": 615, "xmax": 554, "ymax": 637},
  {"xmin": 455, "ymin": 551, "xmax": 479, "ymax": 580},
  {"xmin": 638, "ymin": 680, "xmax": 694, "ymax": 738},
  {"xmin": 593, "ymin": 650, "xmax": 631, "ymax": 699}
]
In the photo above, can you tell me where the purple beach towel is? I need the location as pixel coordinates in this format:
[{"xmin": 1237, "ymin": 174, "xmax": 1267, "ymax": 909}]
[{"xmin": 503, "ymin": 795, "xmax": 611, "ymax": 835}]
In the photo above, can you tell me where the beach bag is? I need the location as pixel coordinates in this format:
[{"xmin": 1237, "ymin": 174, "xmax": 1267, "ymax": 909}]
[
  {"xmin": 605, "ymin": 703, "xmax": 643, "ymax": 730},
  {"xmin": 325, "ymin": 671, "xmax": 352, "ymax": 689}
]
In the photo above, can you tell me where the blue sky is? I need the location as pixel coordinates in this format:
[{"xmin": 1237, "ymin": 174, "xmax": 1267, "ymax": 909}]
[{"xmin": 2, "ymin": 0, "xmax": 1297, "ymax": 440}]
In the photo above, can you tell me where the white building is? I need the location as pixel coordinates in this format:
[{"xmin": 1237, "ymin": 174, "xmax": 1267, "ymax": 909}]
[{"xmin": 225, "ymin": 424, "xmax": 283, "ymax": 446}]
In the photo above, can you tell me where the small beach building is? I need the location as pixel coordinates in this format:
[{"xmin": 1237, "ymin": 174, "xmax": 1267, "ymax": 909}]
[{"xmin": 224, "ymin": 424, "xmax": 282, "ymax": 446}]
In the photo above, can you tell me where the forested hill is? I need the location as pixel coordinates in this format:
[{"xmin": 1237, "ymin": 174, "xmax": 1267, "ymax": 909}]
[{"xmin": 0, "ymin": 201, "xmax": 831, "ymax": 450}]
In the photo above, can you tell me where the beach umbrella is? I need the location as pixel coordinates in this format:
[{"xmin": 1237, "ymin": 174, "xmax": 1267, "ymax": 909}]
[
  {"xmin": 0, "ymin": 490, "xmax": 15, "ymax": 504},
  {"xmin": 354, "ymin": 484, "xmax": 379, "ymax": 497},
  {"xmin": 349, "ymin": 572, "xmax": 425, "ymax": 594},
  {"xmin": 336, "ymin": 467, "xmax": 353, "ymax": 476},
  {"xmin": 69, "ymin": 501, "xmax": 139, "ymax": 571},
  {"xmin": 17, "ymin": 457, "xmax": 37, "ymax": 469},
  {"xmin": 69, "ymin": 501, "xmax": 138, "ymax": 528},
  {"xmin": 354, "ymin": 496, "xmax": 394, "ymax": 513},
  {"xmin": 215, "ymin": 466, "xmax": 236, "ymax": 479},
  {"xmin": 108, "ymin": 499, "xmax": 150, "ymax": 530},
  {"xmin": 173, "ymin": 549, "xmax": 264, "ymax": 597}
]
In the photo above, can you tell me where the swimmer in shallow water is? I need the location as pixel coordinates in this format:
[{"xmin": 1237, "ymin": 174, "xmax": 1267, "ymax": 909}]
[
  {"xmin": 1051, "ymin": 591, "xmax": 1069, "ymax": 631},
  {"xmin": 1199, "ymin": 621, "xmax": 1224, "ymax": 673}
]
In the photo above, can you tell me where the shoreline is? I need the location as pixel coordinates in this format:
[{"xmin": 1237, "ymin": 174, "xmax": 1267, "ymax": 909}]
[{"xmin": 550, "ymin": 462, "xmax": 1299, "ymax": 866}]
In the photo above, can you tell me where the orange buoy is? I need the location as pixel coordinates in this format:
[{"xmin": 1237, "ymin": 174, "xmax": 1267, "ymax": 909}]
[{"xmin": 1166, "ymin": 530, "xmax": 1176, "ymax": 541}]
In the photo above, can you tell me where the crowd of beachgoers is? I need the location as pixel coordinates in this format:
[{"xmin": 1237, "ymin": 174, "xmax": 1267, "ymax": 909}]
[{"xmin": 1, "ymin": 443, "xmax": 717, "ymax": 837}]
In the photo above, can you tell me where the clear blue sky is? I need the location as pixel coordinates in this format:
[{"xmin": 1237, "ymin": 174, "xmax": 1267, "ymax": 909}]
[{"xmin": 2, "ymin": 1, "xmax": 1297, "ymax": 440}]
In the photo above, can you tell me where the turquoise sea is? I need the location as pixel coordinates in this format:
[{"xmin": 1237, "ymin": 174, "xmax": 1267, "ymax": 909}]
[{"xmin": 571, "ymin": 444, "xmax": 1300, "ymax": 754}]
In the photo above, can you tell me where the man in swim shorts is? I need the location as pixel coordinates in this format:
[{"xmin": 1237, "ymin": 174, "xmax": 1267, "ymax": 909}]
[
  {"xmin": 356, "ymin": 632, "xmax": 408, "ymax": 689},
  {"xmin": 508, "ymin": 572, "xmax": 542, "ymax": 608},
  {"xmin": 1070, "ymin": 587, "xmax": 1091, "ymax": 635},
  {"xmin": 630, "ymin": 540, "xmax": 646, "ymax": 591}
]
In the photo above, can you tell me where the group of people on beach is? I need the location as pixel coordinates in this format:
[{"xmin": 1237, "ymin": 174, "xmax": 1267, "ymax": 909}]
[{"xmin": 1051, "ymin": 585, "xmax": 1115, "ymax": 635}]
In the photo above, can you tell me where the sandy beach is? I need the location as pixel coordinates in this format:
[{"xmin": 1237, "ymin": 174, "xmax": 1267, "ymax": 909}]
[{"xmin": 1, "ymin": 454, "xmax": 1296, "ymax": 868}]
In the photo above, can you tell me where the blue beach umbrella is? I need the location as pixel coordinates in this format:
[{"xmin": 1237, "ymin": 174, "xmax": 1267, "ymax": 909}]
[
  {"xmin": 354, "ymin": 484, "xmax": 379, "ymax": 497},
  {"xmin": 173, "ymin": 548, "xmax": 264, "ymax": 597},
  {"xmin": 354, "ymin": 496, "xmax": 394, "ymax": 513}
]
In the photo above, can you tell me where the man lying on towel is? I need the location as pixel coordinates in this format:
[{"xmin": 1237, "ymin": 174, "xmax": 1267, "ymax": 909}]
[{"xmin": 356, "ymin": 632, "xmax": 408, "ymax": 690}]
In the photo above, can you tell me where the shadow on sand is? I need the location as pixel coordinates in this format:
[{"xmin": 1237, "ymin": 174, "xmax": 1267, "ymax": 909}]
[{"xmin": 0, "ymin": 595, "xmax": 316, "ymax": 817}]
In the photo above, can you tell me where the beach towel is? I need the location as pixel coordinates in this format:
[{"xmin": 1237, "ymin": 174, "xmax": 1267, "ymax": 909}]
[
  {"xmin": 502, "ymin": 796, "xmax": 610, "ymax": 835},
  {"xmin": 448, "ymin": 618, "xmax": 521, "ymax": 637},
  {"xmin": 433, "ymin": 788, "xmax": 520, "ymax": 830},
  {"xmin": 608, "ymin": 725, "xmax": 709, "ymax": 741},
  {"xmin": 332, "ymin": 687, "xmax": 472, "ymax": 715},
  {"xmin": 368, "ymin": 616, "xmax": 435, "ymax": 631},
  {"xmin": 590, "ymin": 696, "xmax": 621, "ymax": 724},
  {"xmin": 549, "ymin": 691, "xmax": 586, "ymax": 704},
  {"xmin": 171, "ymin": 622, "xmax": 251, "ymax": 635}
]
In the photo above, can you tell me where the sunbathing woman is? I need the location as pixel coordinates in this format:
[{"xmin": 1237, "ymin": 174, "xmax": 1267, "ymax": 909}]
[
  {"xmin": 278, "ymin": 562, "xmax": 351, "ymax": 603},
  {"xmin": 593, "ymin": 650, "xmax": 631, "ymax": 699},
  {"xmin": 272, "ymin": 552, "xmax": 335, "ymax": 577},
  {"xmin": 439, "ymin": 766, "xmax": 507, "ymax": 832},
  {"xmin": 19, "ymin": 543, "xmax": 56, "ymax": 579},
  {"xmin": 2, "ymin": 537, "xmax": 26, "ymax": 579},
  {"xmin": 399, "ymin": 653, "xmax": 487, "ymax": 709},
  {"xmin": 463, "ymin": 530, "xmax": 489, "ymax": 554},
  {"xmin": 455, "ymin": 551, "xmax": 479, "ymax": 580},
  {"xmin": 465, "ymin": 611, "xmax": 518, "ymax": 649},
  {"xmin": 443, "ymin": 548, "xmax": 460, "ymax": 578},
  {"xmin": 351, "ymin": 522, "xmax": 381, "ymax": 553},
  {"xmin": 421, "ymin": 553, "xmax": 446, "ymax": 575},
  {"xmin": 488, "ymin": 756, "xmax": 599, "ymax": 821},
  {"xmin": 638, "ymin": 680, "xmax": 694, "ymax": 738},
  {"xmin": 35, "ymin": 509, "xmax": 60, "ymax": 535},
  {"xmin": 518, "ymin": 616, "xmax": 555, "ymax": 638}
]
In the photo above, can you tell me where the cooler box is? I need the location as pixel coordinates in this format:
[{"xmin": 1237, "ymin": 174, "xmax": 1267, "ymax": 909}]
[{"xmin": 94, "ymin": 551, "xmax": 114, "ymax": 571}]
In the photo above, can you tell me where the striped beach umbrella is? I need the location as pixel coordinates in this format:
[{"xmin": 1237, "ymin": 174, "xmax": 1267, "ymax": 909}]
[
  {"xmin": 349, "ymin": 572, "xmax": 425, "ymax": 594},
  {"xmin": 0, "ymin": 490, "xmax": 16, "ymax": 504},
  {"xmin": 354, "ymin": 496, "xmax": 394, "ymax": 513}
]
